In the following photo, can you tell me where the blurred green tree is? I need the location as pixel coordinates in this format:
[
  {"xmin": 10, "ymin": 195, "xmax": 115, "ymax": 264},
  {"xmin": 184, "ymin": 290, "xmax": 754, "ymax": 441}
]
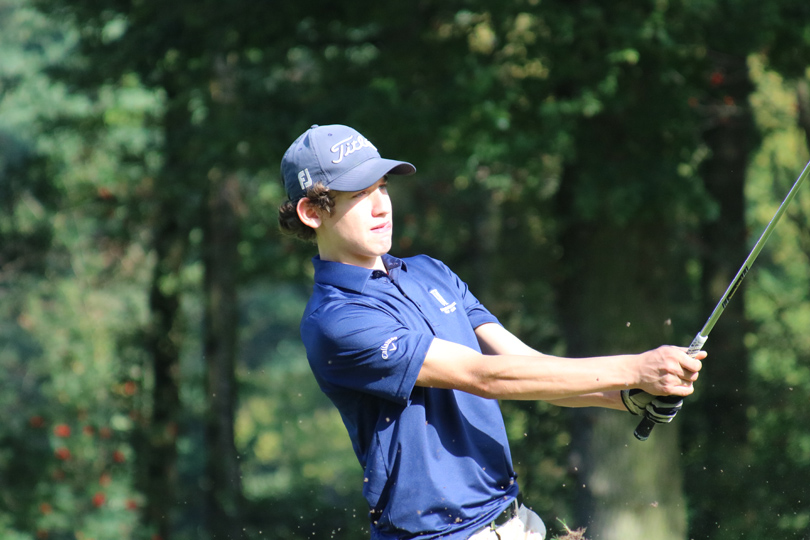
[
  {"xmin": 4, "ymin": 0, "xmax": 810, "ymax": 539},
  {"xmin": 744, "ymin": 56, "xmax": 810, "ymax": 539}
]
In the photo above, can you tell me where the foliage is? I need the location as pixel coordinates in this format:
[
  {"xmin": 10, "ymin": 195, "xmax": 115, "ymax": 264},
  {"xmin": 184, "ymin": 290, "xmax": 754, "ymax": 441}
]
[
  {"xmin": 1, "ymin": 0, "xmax": 158, "ymax": 537},
  {"xmin": 2, "ymin": 0, "xmax": 810, "ymax": 539},
  {"xmin": 745, "ymin": 56, "xmax": 810, "ymax": 539},
  {"xmin": 552, "ymin": 519, "xmax": 589, "ymax": 540}
]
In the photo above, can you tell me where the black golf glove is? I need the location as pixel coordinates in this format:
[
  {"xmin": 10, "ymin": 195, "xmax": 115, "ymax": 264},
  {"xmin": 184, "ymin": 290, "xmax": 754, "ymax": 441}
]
[{"xmin": 621, "ymin": 389, "xmax": 682, "ymax": 424}]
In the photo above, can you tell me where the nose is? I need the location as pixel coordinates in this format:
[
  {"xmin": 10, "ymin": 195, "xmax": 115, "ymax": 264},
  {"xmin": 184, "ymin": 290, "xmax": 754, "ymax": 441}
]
[{"xmin": 370, "ymin": 186, "xmax": 391, "ymax": 216}]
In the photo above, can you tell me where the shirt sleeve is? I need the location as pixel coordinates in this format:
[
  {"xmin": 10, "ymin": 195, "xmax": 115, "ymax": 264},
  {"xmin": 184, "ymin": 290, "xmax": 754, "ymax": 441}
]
[
  {"xmin": 303, "ymin": 300, "xmax": 434, "ymax": 405},
  {"xmin": 433, "ymin": 257, "xmax": 501, "ymax": 329}
]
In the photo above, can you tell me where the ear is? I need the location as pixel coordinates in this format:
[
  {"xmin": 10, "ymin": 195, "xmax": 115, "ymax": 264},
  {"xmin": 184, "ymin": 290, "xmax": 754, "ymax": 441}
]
[{"xmin": 296, "ymin": 198, "xmax": 323, "ymax": 230}]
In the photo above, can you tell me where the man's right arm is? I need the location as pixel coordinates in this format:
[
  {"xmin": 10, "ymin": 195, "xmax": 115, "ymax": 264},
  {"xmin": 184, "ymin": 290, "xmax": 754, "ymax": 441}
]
[{"xmin": 416, "ymin": 337, "xmax": 703, "ymax": 403}]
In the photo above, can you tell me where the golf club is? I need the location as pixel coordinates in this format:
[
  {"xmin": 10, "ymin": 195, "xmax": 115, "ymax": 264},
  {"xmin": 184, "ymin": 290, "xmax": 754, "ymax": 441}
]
[{"xmin": 635, "ymin": 158, "xmax": 810, "ymax": 441}]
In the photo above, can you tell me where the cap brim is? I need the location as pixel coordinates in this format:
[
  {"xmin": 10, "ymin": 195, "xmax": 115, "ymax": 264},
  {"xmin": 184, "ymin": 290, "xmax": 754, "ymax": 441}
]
[{"xmin": 327, "ymin": 157, "xmax": 416, "ymax": 192}]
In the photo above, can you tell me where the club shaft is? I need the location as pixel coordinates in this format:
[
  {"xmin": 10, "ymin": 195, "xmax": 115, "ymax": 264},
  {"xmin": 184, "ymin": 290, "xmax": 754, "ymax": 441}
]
[
  {"xmin": 635, "ymin": 159, "xmax": 810, "ymax": 441},
  {"xmin": 701, "ymin": 158, "xmax": 810, "ymax": 337}
]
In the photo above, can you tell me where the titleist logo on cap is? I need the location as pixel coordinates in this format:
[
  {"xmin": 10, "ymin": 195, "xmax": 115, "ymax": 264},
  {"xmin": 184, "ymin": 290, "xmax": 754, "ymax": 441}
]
[{"xmin": 330, "ymin": 135, "xmax": 377, "ymax": 164}]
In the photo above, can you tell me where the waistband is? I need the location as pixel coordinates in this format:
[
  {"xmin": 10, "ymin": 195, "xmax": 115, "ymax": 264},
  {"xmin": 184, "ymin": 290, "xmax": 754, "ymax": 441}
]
[{"xmin": 475, "ymin": 499, "xmax": 520, "ymax": 536}]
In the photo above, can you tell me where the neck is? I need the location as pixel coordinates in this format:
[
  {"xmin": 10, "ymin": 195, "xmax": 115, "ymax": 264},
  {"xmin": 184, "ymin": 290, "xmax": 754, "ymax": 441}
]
[{"xmin": 317, "ymin": 249, "xmax": 387, "ymax": 271}]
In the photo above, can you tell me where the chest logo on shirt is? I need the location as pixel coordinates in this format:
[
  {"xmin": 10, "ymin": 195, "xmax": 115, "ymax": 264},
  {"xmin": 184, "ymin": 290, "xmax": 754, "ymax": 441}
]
[
  {"xmin": 381, "ymin": 336, "xmax": 398, "ymax": 359},
  {"xmin": 429, "ymin": 289, "xmax": 457, "ymax": 314}
]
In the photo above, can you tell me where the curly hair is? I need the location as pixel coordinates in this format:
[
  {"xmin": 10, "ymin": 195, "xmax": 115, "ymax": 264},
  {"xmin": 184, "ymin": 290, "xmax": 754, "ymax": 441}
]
[{"xmin": 277, "ymin": 182, "xmax": 335, "ymax": 242}]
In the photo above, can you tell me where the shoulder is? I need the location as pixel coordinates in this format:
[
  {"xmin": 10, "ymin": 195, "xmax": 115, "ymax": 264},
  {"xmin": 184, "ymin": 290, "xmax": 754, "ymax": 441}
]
[
  {"xmin": 403, "ymin": 255, "xmax": 470, "ymax": 291},
  {"xmin": 403, "ymin": 254, "xmax": 455, "ymax": 277},
  {"xmin": 303, "ymin": 285, "xmax": 377, "ymax": 332}
]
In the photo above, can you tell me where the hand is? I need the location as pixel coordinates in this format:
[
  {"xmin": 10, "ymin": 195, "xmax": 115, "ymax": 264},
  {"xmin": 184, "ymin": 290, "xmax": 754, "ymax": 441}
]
[
  {"xmin": 636, "ymin": 345, "xmax": 704, "ymax": 396},
  {"xmin": 622, "ymin": 389, "xmax": 683, "ymax": 423},
  {"xmin": 621, "ymin": 388, "xmax": 653, "ymax": 415}
]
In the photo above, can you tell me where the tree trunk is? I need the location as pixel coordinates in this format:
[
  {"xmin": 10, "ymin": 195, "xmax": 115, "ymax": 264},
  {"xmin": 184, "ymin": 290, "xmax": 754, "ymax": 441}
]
[
  {"xmin": 556, "ymin": 167, "xmax": 690, "ymax": 540},
  {"xmin": 140, "ymin": 93, "xmax": 190, "ymax": 539},
  {"xmin": 201, "ymin": 53, "xmax": 244, "ymax": 540},
  {"xmin": 143, "ymin": 207, "xmax": 185, "ymax": 539},
  {"xmin": 202, "ymin": 169, "xmax": 244, "ymax": 539},
  {"xmin": 686, "ymin": 55, "xmax": 757, "ymax": 540},
  {"xmin": 797, "ymin": 79, "xmax": 810, "ymax": 149}
]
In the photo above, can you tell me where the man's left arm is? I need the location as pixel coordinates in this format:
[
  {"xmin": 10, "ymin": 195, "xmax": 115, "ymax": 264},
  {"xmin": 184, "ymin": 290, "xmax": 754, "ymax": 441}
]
[{"xmin": 473, "ymin": 322, "xmax": 625, "ymax": 410}]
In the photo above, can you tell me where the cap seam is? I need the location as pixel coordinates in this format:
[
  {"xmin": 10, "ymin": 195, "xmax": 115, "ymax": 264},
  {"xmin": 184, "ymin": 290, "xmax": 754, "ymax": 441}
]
[{"xmin": 311, "ymin": 130, "xmax": 329, "ymax": 188}]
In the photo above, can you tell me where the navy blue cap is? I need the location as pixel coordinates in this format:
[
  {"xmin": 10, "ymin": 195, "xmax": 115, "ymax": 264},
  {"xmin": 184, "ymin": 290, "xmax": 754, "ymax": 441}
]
[{"xmin": 281, "ymin": 124, "xmax": 416, "ymax": 201}]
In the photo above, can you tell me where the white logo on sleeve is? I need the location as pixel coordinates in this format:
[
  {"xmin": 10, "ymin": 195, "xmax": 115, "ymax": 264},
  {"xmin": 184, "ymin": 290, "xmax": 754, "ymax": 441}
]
[
  {"xmin": 429, "ymin": 289, "xmax": 457, "ymax": 314},
  {"xmin": 381, "ymin": 336, "xmax": 398, "ymax": 359}
]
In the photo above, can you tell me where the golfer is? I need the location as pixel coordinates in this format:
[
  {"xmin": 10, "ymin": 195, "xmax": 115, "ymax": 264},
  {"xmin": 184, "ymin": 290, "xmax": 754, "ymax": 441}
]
[{"xmin": 278, "ymin": 124, "xmax": 704, "ymax": 540}]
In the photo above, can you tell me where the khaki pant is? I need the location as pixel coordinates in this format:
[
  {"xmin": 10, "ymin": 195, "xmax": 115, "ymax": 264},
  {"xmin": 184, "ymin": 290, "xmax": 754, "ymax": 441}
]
[{"xmin": 468, "ymin": 504, "xmax": 546, "ymax": 540}]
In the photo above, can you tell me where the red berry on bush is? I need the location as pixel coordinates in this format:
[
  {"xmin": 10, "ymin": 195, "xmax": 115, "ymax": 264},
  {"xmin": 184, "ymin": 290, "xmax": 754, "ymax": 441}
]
[{"xmin": 124, "ymin": 381, "xmax": 137, "ymax": 395}]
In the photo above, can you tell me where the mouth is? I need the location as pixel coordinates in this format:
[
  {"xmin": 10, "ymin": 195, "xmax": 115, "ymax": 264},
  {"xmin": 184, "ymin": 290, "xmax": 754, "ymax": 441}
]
[{"xmin": 372, "ymin": 221, "xmax": 392, "ymax": 233}]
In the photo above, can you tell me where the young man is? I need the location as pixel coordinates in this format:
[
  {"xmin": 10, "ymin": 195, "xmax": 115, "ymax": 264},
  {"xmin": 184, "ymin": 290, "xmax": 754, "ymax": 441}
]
[{"xmin": 278, "ymin": 124, "xmax": 704, "ymax": 540}]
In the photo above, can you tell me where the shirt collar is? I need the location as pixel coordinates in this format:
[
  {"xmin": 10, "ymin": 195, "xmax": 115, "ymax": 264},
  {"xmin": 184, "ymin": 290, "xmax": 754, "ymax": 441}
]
[{"xmin": 312, "ymin": 254, "xmax": 407, "ymax": 294}]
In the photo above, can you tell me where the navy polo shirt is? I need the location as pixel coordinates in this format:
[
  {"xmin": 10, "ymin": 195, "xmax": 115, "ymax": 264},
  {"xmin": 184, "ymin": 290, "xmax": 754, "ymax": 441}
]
[{"xmin": 301, "ymin": 254, "xmax": 519, "ymax": 539}]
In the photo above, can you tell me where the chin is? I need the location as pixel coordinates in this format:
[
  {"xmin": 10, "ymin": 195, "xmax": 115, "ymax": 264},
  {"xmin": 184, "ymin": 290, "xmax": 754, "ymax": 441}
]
[{"xmin": 369, "ymin": 237, "xmax": 392, "ymax": 255}]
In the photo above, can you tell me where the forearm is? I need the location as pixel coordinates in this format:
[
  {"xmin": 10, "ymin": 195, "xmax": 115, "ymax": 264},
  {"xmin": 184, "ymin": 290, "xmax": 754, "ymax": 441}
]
[
  {"xmin": 421, "ymin": 331, "xmax": 701, "ymax": 402},
  {"xmin": 420, "ymin": 338, "xmax": 640, "ymax": 401},
  {"xmin": 472, "ymin": 352, "xmax": 638, "ymax": 401},
  {"xmin": 545, "ymin": 390, "xmax": 626, "ymax": 410},
  {"xmin": 473, "ymin": 323, "xmax": 633, "ymax": 406}
]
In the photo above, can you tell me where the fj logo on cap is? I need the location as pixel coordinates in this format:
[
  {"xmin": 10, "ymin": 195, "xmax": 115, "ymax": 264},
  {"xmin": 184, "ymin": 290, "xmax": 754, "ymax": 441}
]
[
  {"xmin": 298, "ymin": 168, "xmax": 313, "ymax": 191},
  {"xmin": 331, "ymin": 135, "xmax": 377, "ymax": 164},
  {"xmin": 429, "ymin": 289, "xmax": 457, "ymax": 314}
]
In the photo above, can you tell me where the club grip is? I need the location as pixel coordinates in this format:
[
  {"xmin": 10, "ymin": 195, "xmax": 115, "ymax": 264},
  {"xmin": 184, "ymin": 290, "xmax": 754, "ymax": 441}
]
[
  {"xmin": 634, "ymin": 416, "xmax": 655, "ymax": 441},
  {"xmin": 633, "ymin": 335, "xmax": 707, "ymax": 441},
  {"xmin": 633, "ymin": 394, "xmax": 688, "ymax": 440}
]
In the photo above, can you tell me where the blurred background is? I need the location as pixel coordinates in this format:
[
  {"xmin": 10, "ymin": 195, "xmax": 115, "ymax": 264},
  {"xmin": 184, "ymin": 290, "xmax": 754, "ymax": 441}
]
[{"xmin": 2, "ymin": 0, "xmax": 810, "ymax": 539}]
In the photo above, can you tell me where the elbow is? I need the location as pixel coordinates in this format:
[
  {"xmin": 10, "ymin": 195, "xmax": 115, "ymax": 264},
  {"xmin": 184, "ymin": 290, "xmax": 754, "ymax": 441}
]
[
  {"xmin": 464, "ymin": 366, "xmax": 501, "ymax": 400},
  {"xmin": 463, "ymin": 356, "xmax": 530, "ymax": 400},
  {"xmin": 474, "ymin": 385, "xmax": 501, "ymax": 400},
  {"xmin": 419, "ymin": 342, "xmax": 505, "ymax": 398}
]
